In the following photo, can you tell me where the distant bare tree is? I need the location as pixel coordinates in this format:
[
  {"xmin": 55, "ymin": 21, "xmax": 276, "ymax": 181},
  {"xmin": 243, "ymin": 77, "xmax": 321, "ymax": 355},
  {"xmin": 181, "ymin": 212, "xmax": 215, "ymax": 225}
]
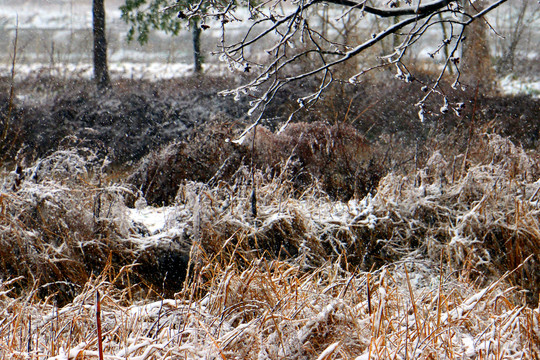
[
  {"xmin": 496, "ymin": 0, "xmax": 539, "ymax": 75},
  {"xmin": 93, "ymin": 0, "xmax": 110, "ymax": 90},
  {"xmin": 461, "ymin": 0, "xmax": 495, "ymax": 93}
]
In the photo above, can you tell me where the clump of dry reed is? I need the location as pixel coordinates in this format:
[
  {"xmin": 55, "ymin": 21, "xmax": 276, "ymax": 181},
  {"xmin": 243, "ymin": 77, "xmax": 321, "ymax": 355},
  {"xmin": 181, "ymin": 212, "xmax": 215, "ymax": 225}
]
[
  {"xmin": 0, "ymin": 148, "xmax": 188, "ymax": 303},
  {"xmin": 129, "ymin": 120, "xmax": 382, "ymax": 206},
  {"xmin": 375, "ymin": 133, "xmax": 540, "ymax": 304},
  {"xmin": 168, "ymin": 133, "xmax": 539, "ymax": 306},
  {"xmin": 0, "ymin": 257, "xmax": 538, "ymax": 359}
]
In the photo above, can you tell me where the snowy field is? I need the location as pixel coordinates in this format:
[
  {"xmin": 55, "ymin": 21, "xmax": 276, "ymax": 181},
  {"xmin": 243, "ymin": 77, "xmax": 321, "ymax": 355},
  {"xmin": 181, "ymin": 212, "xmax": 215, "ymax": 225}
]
[{"xmin": 0, "ymin": 0, "xmax": 260, "ymax": 67}]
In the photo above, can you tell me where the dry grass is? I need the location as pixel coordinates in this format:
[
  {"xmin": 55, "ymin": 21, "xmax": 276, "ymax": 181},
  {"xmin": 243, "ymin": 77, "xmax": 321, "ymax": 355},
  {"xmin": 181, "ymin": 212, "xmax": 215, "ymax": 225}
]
[
  {"xmin": 0, "ymin": 133, "xmax": 539, "ymax": 358},
  {"xmin": 374, "ymin": 133, "xmax": 540, "ymax": 302},
  {"xmin": 0, "ymin": 258, "xmax": 538, "ymax": 359},
  {"xmin": 130, "ymin": 120, "xmax": 381, "ymax": 207},
  {"xmin": 0, "ymin": 148, "xmax": 185, "ymax": 303}
]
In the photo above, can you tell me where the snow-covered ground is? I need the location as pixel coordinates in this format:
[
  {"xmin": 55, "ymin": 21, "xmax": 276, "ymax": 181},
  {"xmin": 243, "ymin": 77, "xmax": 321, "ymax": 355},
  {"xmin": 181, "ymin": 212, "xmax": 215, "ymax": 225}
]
[
  {"xmin": 500, "ymin": 74, "xmax": 540, "ymax": 97},
  {"xmin": 0, "ymin": 61, "xmax": 230, "ymax": 81}
]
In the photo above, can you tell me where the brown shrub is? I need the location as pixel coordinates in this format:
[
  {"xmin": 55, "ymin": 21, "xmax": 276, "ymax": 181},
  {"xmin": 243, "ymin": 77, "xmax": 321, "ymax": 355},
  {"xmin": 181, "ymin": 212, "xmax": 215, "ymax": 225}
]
[
  {"xmin": 128, "ymin": 121, "xmax": 247, "ymax": 206},
  {"xmin": 257, "ymin": 121, "xmax": 377, "ymax": 199},
  {"xmin": 130, "ymin": 121, "xmax": 383, "ymax": 206}
]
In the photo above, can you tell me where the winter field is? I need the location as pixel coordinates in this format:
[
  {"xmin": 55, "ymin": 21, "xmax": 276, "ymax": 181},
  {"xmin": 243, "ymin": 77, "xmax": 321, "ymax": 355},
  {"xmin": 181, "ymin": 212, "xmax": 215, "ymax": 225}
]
[{"xmin": 1, "ymin": 0, "xmax": 540, "ymax": 359}]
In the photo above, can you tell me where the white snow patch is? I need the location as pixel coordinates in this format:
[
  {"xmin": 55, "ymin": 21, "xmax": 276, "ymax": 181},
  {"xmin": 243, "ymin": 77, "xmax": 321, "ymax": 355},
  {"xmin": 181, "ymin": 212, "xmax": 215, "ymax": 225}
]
[
  {"xmin": 127, "ymin": 299, "xmax": 179, "ymax": 317},
  {"xmin": 0, "ymin": 62, "xmax": 230, "ymax": 81},
  {"xmin": 500, "ymin": 75, "xmax": 540, "ymax": 97},
  {"xmin": 128, "ymin": 206, "xmax": 175, "ymax": 234}
]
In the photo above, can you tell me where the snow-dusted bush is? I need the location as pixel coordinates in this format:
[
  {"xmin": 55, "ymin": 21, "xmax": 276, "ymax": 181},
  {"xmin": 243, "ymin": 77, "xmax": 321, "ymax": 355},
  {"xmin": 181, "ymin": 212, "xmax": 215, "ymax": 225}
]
[
  {"xmin": 0, "ymin": 149, "xmax": 190, "ymax": 302},
  {"xmin": 376, "ymin": 133, "xmax": 540, "ymax": 304},
  {"xmin": 130, "ymin": 120, "xmax": 381, "ymax": 206}
]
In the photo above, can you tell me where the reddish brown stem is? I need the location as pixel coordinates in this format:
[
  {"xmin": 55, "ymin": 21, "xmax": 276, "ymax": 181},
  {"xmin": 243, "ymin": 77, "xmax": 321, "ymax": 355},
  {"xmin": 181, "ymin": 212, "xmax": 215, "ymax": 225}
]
[{"xmin": 96, "ymin": 290, "xmax": 104, "ymax": 360}]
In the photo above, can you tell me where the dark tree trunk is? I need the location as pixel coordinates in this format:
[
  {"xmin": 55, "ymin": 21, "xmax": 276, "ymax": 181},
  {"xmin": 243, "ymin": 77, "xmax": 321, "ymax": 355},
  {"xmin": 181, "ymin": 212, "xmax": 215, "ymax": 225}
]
[
  {"xmin": 93, "ymin": 0, "xmax": 110, "ymax": 90},
  {"xmin": 192, "ymin": 19, "xmax": 203, "ymax": 73}
]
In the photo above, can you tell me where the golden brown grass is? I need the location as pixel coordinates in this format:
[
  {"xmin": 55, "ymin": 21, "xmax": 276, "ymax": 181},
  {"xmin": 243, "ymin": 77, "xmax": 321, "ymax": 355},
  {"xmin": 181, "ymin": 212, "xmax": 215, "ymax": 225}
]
[
  {"xmin": 0, "ymin": 258, "xmax": 538, "ymax": 359},
  {"xmin": 0, "ymin": 133, "xmax": 539, "ymax": 359}
]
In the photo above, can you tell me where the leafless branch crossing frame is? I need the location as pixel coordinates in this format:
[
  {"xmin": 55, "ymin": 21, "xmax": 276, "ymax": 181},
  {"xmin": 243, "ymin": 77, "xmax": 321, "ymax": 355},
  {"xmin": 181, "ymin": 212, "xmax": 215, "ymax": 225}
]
[{"xmin": 167, "ymin": 0, "xmax": 509, "ymax": 128}]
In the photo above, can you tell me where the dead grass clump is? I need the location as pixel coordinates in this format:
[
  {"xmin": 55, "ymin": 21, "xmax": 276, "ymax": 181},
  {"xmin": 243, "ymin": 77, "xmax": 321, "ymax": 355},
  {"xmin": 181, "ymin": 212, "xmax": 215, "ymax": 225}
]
[
  {"xmin": 131, "ymin": 120, "xmax": 383, "ymax": 206},
  {"xmin": 242, "ymin": 121, "xmax": 378, "ymax": 200},
  {"xmin": 0, "ymin": 149, "xmax": 126, "ymax": 302},
  {"xmin": 376, "ymin": 134, "xmax": 540, "ymax": 305},
  {"xmin": 277, "ymin": 121, "xmax": 377, "ymax": 200},
  {"xmin": 198, "ymin": 261, "xmax": 367, "ymax": 358},
  {"xmin": 128, "ymin": 121, "xmax": 246, "ymax": 206},
  {"xmin": 0, "ymin": 148, "xmax": 195, "ymax": 302},
  {"xmin": 169, "ymin": 169, "xmax": 397, "ymax": 274},
  {"xmin": 1, "ymin": 258, "xmax": 537, "ymax": 359}
]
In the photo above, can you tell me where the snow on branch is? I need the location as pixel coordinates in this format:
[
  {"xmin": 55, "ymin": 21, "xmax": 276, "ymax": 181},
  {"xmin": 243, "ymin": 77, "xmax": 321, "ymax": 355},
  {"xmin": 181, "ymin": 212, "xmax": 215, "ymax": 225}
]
[{"xmin": 129, "ymin": 0, "xmax": 510, "ymax": 123}]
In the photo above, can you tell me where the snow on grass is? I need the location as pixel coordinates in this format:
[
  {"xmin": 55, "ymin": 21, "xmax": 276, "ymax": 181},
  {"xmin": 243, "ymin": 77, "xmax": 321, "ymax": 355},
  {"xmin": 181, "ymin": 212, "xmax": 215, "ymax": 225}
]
[
  {"xmin": 127, "ymin": 206, "xmax": 175, "ymax": 234},
  {"xmin": 0, "ymin": 134, "xmax": 539, "ymax": 359},
  {"xmin": 0, "ymin": 257, "xmax": 537, "ymax": 359},
  {"xmin": 0, "ymin": 62, "xmax": 230, "ymax": 81}
]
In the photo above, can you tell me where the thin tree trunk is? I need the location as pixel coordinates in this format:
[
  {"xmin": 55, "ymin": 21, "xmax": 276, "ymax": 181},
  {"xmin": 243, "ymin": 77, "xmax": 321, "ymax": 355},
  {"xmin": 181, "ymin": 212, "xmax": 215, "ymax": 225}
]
[
  {"xmin": 93, "ymin": 0, "xmax": 110, "ymax": 90},
  {"xmin": 438, "ymin": 12, "xmax": 453, "ymax": 75},
  {"xmin": 497, "ymin": 0, "xmax": 529, "ymax": 74},
  {"xmin": 192, "ymin": 19, "xmax": 202, "ymax": 73},
  {"xmin": 461, "ymin": 0, "xmax": 494, "ymax": 92}
]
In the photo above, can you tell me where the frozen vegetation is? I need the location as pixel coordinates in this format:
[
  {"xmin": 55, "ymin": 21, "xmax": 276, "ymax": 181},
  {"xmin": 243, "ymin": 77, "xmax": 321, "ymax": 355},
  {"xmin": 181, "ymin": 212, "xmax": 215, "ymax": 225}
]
[
  {"xmin": 0, "ymin": 129, "xmax": 539, "ymax": 358},
  {"xmin": 0, "ymin": 0, "xmax": 539, "ymax": 358}
]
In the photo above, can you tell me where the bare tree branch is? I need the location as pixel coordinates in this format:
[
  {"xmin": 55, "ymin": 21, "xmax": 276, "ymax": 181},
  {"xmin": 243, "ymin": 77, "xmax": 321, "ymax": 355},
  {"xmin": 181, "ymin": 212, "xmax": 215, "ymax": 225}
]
[
  {"xmin": 320, "ymin": 0, "xmax": 454, "ymax": 18},
  {"xmin": 127, "ymin": 0, "xmax": 512, "ymax": 126}
]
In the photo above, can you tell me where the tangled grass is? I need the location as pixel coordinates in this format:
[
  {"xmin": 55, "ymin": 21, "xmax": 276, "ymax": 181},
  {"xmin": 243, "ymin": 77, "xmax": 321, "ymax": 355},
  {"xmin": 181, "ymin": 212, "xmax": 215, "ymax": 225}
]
[
  {"xmin": 0, "ymin": 133, "xmax": 539, "ymax": 359},
  {"xmin": 129, "ymin": 120, "xmax": 380, "ymax": 206},
  {"xmin": 1, "ymin": 258, "xmax": 538, "ymax": 359}
]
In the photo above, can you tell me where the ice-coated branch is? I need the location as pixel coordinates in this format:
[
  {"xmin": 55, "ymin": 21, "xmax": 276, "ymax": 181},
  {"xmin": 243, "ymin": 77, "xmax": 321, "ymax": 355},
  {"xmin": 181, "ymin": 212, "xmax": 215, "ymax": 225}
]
[
  {"xmin": 126, "ymin": 0, "xmax": 511, "ymax": 124},
  {"xmin": 318, "ymin": 0, "xmax": 454, "ymax": 18},
  {"xmin": 222, "ymin": 5, "xmax": 455, "ymax": 117},
  {"xmin": 215, "ymin": 0, "xmax": 509, "ymax": 123}
]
